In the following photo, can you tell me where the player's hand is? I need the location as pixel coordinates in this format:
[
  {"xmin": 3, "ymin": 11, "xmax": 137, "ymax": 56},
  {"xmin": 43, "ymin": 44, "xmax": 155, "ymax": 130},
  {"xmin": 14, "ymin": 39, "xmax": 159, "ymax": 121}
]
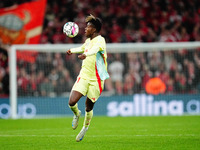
[
  {"xmin": 78, "ymin": 54, "xmax": 86, "ymax": 60},
  {"xmin": 66, "ymin": 49, "xmax": 72, "ymax": 55}
]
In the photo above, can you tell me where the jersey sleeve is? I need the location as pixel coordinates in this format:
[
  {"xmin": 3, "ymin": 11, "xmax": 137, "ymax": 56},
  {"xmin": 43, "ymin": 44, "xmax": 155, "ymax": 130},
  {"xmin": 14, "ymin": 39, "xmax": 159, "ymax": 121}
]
[
  {"xmin": 70, "ymin": 43, "xmax": 86, "ymax": 53},
  {"xmin": 83, "ymin": 45, "xmax": 99, "ymax": 56}
]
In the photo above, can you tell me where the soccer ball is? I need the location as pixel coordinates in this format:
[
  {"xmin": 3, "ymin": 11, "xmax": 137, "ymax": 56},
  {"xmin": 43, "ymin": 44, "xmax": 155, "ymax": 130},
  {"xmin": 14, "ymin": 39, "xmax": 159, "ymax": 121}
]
[{"xmin": 63, "ymin": 22, "xmax": 79, "ymax": 38}]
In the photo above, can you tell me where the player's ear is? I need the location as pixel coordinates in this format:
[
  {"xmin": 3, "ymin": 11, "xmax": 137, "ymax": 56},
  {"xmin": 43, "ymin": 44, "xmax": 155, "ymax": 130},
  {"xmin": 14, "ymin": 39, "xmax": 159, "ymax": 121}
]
[{"xmin": 92, "ymin": 27, "xmax": 97, "ymax": 33}]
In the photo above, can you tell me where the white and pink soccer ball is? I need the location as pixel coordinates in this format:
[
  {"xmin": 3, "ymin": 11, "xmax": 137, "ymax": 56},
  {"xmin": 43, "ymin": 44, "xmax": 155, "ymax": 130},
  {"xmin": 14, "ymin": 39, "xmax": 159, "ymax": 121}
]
[{"xmin": 63, "ymin": 22, "xmax": 79, "ymax": 38}]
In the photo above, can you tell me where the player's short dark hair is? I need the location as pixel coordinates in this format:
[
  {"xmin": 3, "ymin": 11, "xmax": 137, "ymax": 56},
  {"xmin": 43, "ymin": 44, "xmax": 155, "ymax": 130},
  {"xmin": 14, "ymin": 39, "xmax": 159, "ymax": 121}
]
[{"xmin": 85, "ymin": 14, "xmax": 102, "ymax": 32}]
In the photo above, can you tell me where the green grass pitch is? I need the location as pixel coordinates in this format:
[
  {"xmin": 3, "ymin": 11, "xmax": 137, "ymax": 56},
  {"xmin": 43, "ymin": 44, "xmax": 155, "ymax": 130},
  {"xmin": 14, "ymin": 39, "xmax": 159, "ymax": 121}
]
[{"xmin": 0, "ymin": 115, "xmax": 200, "ymax": 150}]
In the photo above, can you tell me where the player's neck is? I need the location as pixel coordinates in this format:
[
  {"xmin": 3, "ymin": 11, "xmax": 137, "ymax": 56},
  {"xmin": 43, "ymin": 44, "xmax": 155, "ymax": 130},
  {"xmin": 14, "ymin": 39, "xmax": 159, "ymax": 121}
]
[{"xmin": 90, "ymin": 33, "xmax": 99, "ymax": 40}]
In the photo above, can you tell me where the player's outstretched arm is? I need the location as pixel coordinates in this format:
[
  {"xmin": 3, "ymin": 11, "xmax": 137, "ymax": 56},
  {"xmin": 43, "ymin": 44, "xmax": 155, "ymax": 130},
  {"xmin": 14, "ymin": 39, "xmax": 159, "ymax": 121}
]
[
  {"xmin": 69, "ymin": 46, "xmax": 84, "ymax": 54},
  {"xmin": 83, "ymin": 45, "xmax": 101, "ymax": 56}
]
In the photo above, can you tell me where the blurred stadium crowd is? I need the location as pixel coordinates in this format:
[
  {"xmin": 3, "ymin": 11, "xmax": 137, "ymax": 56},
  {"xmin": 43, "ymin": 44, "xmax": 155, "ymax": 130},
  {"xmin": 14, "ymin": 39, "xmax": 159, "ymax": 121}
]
[{"xmin": 0, "ymin": 0, "xmax": 200, "ymax": 97}]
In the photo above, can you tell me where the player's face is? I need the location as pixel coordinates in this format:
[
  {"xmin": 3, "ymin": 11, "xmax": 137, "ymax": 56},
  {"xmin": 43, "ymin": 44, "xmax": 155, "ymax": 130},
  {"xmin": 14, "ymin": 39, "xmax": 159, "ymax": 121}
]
[{"xmin": 85, "ymin": 22, "xmax": 96, "ymax": 38}]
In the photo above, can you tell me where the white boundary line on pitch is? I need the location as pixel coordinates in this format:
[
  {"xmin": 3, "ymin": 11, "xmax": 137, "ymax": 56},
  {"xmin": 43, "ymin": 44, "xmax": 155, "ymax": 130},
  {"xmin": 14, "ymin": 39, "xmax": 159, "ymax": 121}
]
[{"xmin": 0, "ymin": 134, "xmax": 199, "ymax": 137}]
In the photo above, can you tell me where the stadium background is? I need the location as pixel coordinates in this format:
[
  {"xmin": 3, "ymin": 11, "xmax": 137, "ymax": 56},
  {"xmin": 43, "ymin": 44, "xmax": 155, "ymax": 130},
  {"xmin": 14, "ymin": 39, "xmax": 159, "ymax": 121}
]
[{"xmin": 0, "ymin": 0, "xmax": 200, "ymax": 118}]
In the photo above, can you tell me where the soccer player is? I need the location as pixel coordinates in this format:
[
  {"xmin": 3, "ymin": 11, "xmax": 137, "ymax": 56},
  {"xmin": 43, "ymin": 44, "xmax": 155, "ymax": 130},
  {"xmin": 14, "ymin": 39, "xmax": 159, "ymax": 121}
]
[{"xmin": 66, "ymin": 14, "xmax": 109, "ymax": 142}]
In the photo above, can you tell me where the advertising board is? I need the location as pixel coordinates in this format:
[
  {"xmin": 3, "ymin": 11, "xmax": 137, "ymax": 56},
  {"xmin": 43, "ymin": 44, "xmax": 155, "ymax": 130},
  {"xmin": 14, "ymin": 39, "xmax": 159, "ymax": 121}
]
[{"xmin": 0, "ymin": 94, "xmax": 199, "ymax": 118}]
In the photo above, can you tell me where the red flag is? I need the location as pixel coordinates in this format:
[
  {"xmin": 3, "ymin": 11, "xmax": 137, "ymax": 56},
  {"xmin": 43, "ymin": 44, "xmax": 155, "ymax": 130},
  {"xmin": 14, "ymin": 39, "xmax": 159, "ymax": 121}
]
[{"xmin": 0, "ymin": 0, "xmax": 47, "ymax": 62}]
